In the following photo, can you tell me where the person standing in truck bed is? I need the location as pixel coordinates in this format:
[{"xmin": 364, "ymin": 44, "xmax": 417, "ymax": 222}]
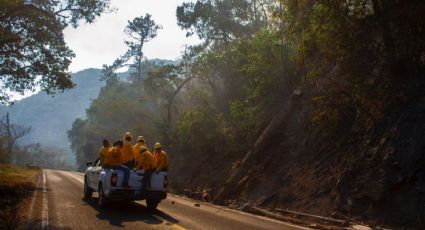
[
  {"xmin": 153, "ymin": 142, "xmax": 169, "ymax": 172},
  {"xmin": 121, "ymin": 132, "xmax": 135, "ymax": 168},
  {"xmin": 133, "ymin": 136, "xmax": 150, "ymax": 159},
  {"xmin": 108, "ymin": 140, "xmax": 130, "ymax": 187},
  {"xmin": 135, "ymin": 146, "xmax": 156, "ymax": 190},
  {"xmin": 99, "ymin": 139, "xmax": 111, "ymax": 167}
]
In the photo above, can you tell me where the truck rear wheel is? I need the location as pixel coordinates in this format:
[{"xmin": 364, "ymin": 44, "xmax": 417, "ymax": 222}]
[
  {"xmin": 146, "ymin": 198, "xmax": 159, "ymax": 211},
  {"xmin": 83, "ymin": 177, "xmax": 92, "ymax": 199},
  {"xmin": 98, "ymin": 184, "xmax": 108, "ymax": 208}
]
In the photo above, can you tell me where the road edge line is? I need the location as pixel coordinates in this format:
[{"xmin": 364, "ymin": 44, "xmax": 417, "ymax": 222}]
[
  {"xmin": 42, "ymin": 170, "xmax": 49, "ymax": 230},
  {"xmin": 27, "ymin": 172, "xmax": 41, "ymax": 229}
]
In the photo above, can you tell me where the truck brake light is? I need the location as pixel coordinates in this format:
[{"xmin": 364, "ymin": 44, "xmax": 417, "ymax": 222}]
[
  {"xmin": 164, "ymin": 175, "xmax": 168, "ymax": 189},
  {"xmin": 111, "ymin": 173, "xmax": 117, "ymax": 187}
]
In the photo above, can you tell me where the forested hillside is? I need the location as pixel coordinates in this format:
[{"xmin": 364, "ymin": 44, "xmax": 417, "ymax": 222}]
[
  {"xmin": 0, "ymin": 69, "xmax": 105, "ymax": 157},
  {"xmin": 67, "ymin": 1, "xmax": 425, "ymax": 228}
]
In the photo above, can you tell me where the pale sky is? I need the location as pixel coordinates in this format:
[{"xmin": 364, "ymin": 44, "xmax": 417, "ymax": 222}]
[{"xmin": 64, "ymin": 0, "xmax": 200, "ymax": 72}]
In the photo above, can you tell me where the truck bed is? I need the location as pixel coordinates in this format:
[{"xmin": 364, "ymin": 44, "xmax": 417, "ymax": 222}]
[{"xmin": 106, "ymin": 169, "xmax": 167, "ymax": 191}]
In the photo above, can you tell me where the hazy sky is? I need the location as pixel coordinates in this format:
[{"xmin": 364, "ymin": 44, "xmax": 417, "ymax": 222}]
[
  {"xmin": 64, "ymin": 0, "xmax": 200, "ymax": 72},
  {"xmin": 11, "ymin": 0, "xmax": 199, "ymax": 101}
]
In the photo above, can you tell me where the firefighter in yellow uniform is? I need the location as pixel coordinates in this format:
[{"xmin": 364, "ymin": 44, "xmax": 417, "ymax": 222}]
[
  {"xmin": 106, "ymin": 140, "xmax": 130, "ymax": 187},
  {"xmin": 133, "ymin": 136, "xmax": 150, "ymax": 158},
  {"xmin": 153, "ymin": 142, "xmax": 169, "ymax": 172},
  {"xmin": 121, "ymin": 132, "xmax": 135, "ymax": 168},
  {"xmin": 135, "ymin": 146, "xmax": 156, "ymax": 190},
  {"xmin": 99, "ymin": 139, "xmax": 111, "ymax": 167}
]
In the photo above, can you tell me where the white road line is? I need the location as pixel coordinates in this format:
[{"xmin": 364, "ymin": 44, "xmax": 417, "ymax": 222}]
[
  {"xmin": 27, "ymin": 173, "xmax": 41, "ymax": 229},
  {"xmin": 42, "ymin": 170, "xmax": 49, "ymax": 230}
]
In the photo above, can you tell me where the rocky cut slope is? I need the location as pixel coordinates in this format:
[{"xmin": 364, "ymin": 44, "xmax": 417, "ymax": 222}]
[{"xmin": 214, "ymin": 82, "xmax": 425, "ymax": 229}]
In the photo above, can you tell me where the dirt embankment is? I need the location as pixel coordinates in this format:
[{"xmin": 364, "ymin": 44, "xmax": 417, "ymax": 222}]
[
  {"xmin": 208, "ymin": 84, "xmax": 425, "ymax": 229},
  {"xmin": 0, "ymin": 164, "xmax": 39, "ymax": 229}
]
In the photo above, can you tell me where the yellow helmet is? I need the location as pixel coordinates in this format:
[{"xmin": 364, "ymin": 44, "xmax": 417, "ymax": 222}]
[
  {"xmin": 124, "ymin": 132, "xmax": 132, "ymax": 138},
  {"xmin": 140, "ymin": 146, "xmax": 147, "ymax": 152},
  {"xmin": 137, "ymin": 136, "xmax": 145, "ymax": 142},
  {"xmin": 154, "ymin": 142, "xmax": 162, "ymax": 149}
]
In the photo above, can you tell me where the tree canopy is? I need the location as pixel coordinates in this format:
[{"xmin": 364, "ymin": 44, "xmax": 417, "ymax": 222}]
[
  {"xmin": 0, "ymin": 0, "xmax": 111, "ymax": 102},
  {"xmin": 103, "ymin": 14, "xmax": 162, "ymax": 83}
]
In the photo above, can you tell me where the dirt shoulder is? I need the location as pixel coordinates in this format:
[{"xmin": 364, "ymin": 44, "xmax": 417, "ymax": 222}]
[{"xmin": 0, "ymin": 164, "xmax": 40, "ymax": 229}]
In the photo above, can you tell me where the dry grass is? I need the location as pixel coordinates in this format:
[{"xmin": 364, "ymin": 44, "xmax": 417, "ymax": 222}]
[
  {"xmin": 0, "ymin": 164, "xmax": 39, "ymax": 229},
  {"xmin": 0, "ymin": 164, "xmax": 39, "ymax": 186}
]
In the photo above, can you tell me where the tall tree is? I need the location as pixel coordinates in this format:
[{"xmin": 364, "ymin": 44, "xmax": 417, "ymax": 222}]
[
  {"xmin": 0, "ymin": 0, "xmax": 112, "ymax": 103},
  {"xmin": 145, "ymin": 64, "xmax": 193, "ymax": 126},
  {"xmin": 104, "ymin": 14, "xmax": 161, "ymax": 85},
  {"xmin": 0, "ymin": 112, "xmax": 32, "ymax": 163}
]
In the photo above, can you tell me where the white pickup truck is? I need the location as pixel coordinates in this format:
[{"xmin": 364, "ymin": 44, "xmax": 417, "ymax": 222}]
[{"xmin": 83, "ymin": 158, "xmax": 168, "ymax": 210}]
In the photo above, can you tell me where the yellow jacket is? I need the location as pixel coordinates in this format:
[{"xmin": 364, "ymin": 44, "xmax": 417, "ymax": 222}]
[
  {"xmin": 154, "ymin": 150, "xmax": 169, "ymax": 171},
  {"xmin": 132, "ymin": 143, "xmax": 150, "ymax": 158},
  {"xmin": 106, "ymin": 147, "xmax": 122, "ymax": 167},
  {"xmin": 99, "ymin": 146, "xmax": 111, "ymax": 166},
  {"xmin": 120, "ymin": 139, "xmax": 134, "ymax": 164},
  {"xmin": 135, "ymin": 150, "xmax": 156, "ymax": 171}
]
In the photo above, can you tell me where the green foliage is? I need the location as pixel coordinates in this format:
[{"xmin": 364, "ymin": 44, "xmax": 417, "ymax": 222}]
[
  {"xmin": 280, "ymin": 0, "xmax": 425, "ymax": 130},
  {"xmin": 144, "ymin": 63, "xmax": 194, "ymax": 127},
  {"xmin": 68, "ymin": 63, "xmax": 171, "ymax": 170},
  {"xmin": 177, "ymin": 0, "xmax": 270, "ymax": 42},
  {"xmin": 0, "ymin": 0, "xmax": 111, "ymax": 103},
  {"xmin": 175, "ymin": 91, "xmax": 227, "ymax": 155}
]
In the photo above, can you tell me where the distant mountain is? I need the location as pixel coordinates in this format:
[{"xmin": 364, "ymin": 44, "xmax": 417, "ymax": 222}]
[
  {"xmin": 0, "ymin": 68, "xmax": 109, "ymax": 163},
  {"xmin": 0, "ymin": 59, "xmax": 177, "ymax": 165}
]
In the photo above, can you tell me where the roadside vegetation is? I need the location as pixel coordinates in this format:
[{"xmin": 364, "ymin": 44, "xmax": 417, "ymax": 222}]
[{"xmin": 0, "ymin": 164, "xmax": 39, "ymax": 229}]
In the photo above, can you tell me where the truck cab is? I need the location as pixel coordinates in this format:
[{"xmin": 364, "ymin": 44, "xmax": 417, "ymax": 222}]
[{"xmin": 84, "ymin": 158, "xmax": 168, "ymax": 210}]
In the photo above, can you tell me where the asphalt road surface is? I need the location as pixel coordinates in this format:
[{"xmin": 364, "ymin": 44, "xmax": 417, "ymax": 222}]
[{"xmin": 25, "ymin": 169, "xmax": 310, "ymax": 230}]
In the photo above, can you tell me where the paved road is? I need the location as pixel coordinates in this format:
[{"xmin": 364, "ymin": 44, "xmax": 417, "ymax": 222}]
[{"xmin": 26, "ymin": 169, "xmax": 310, "ymax": 230}]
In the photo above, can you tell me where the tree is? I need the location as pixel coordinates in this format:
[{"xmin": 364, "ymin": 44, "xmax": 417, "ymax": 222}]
[
  {"xmin": 68, "ymin": 64, "xmax": 166, "ymax": 170},
  {"xmin": 13, "ymin": 144, "xmax": 72, "ymax": 169},
  {"xmin": 144, "ymin": 47, "xmax": 199, "ymax": 128},
  {"xmin": 104, "ymin": 14, "xmax": 161, "ymax": 84},
  {"xmin": 0, "ymin": 0, "xmax": 112, "ymax": 103},
  {"xmin": 176, "ymin": 0, "xmax": 273, "ymax": 43},
  {"xmin": 145, "ymin": 65, "xmax": 192, "ymax": 125},
  {"xmin": 0, "ymin": 112, "xmax": 32, "ymax": 163}
]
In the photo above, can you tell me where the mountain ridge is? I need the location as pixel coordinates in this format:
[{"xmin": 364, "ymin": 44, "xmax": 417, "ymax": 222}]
[{"xmin": 0, "ymin": 68, "xmax": 106, "ymax": 164}]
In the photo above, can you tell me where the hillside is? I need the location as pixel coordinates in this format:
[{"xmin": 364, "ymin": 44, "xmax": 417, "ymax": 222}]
[
  {"xmin": 0, "ymin": 58, "xmax": 175, "ymax": 167},
  {"xmin": 212, "ymin": 83, "xmax": 425, "ymax": 229},
  {"xmin": 0, "ymin": 68, "xmax": 106, "ymax": 163}
]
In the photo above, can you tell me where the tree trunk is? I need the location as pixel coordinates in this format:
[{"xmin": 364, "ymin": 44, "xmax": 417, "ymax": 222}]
[
  {"xmin": 166, "ymin": 76, "xmax": 194, "ymax": 125},
  {"xmin": 6, "ymin": 112, "xmax": 12, "ymax": 163},
  {"xmin": 137, "ymin": 41, "xmax": 144, "ymax": 93},
  {"xmin": 371, "ymin": 0, "xmax": 395, "ymax": 70},
  {"xmin": 167, "ymin": 99, "xmax": 172, "ymax": 126}
]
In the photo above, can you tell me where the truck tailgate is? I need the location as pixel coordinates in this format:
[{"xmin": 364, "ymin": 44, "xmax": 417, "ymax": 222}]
[
  {"xmin": 150, "ymin": 172, "xmax": 167, "ymax": 190},
  {"xmin": 123, "ymin": 171, "xmax": 166, "ymax": 190}
]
